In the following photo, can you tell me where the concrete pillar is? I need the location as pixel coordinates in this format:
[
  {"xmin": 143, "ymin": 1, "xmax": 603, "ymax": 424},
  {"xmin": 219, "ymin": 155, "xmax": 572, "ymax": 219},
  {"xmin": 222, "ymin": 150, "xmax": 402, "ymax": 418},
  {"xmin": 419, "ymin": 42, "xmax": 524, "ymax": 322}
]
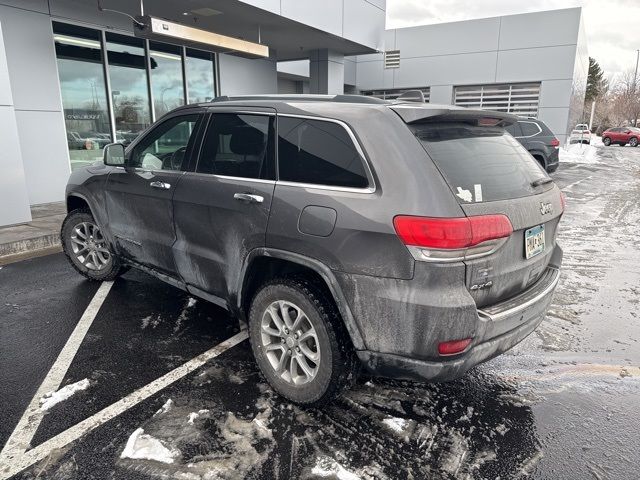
[
  {"xmin": 309, "ymin": 49, "xmax": 344, "ymax": 95},
  {"xmin": 0, "ymin": 19, "xmax": 32, "ymax": 226}
]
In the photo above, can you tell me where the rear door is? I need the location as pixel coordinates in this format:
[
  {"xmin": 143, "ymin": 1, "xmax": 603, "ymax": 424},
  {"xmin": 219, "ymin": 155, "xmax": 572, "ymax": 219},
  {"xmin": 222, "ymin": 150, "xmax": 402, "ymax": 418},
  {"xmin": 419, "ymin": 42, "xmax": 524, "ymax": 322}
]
[
  {"xmin": 407, "ymin": 120, "xmax": 563, "ymax": 307},
  {"xmin": 172, "ymin": 109, "xmax": 276, "ymax": 301},
  {"xmin": 105, "ymin": 112, "xmax": 203, "ymax": 276}
]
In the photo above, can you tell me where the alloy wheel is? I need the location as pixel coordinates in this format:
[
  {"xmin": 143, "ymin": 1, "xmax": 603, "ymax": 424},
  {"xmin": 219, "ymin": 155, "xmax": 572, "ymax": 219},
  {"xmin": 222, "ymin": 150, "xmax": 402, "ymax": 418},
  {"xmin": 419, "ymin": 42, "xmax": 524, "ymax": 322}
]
[
  {"xmin": 70, "ymin": 221, "xmax": 111, "ymax": 271},
  {"xmin": 260, "ymin": 300, "xmax": 320, "ymax": 385}
]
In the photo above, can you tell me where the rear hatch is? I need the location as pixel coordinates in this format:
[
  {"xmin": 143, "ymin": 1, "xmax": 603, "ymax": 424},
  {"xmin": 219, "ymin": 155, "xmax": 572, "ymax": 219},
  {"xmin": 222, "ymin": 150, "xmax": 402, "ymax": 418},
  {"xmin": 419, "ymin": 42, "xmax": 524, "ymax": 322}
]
[{"xmin": 394, "ymin": 106, "xmax": 563, "ymax": 307}]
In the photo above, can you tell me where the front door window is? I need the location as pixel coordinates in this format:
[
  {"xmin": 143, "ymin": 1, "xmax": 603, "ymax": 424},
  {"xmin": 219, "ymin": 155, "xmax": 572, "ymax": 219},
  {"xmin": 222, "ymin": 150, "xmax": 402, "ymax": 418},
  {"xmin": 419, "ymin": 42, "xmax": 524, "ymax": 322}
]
[{"xmin": 130, "ymin": 115, "xmax": 200, "ymax": 171}]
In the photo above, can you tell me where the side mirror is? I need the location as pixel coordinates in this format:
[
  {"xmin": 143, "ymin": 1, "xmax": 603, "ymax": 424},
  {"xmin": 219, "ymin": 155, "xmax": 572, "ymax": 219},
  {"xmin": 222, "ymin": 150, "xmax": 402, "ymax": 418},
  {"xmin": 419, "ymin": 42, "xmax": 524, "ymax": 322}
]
[{"xmin": 103, "ymin": 143, "xmax": 126, "ymax": 166}]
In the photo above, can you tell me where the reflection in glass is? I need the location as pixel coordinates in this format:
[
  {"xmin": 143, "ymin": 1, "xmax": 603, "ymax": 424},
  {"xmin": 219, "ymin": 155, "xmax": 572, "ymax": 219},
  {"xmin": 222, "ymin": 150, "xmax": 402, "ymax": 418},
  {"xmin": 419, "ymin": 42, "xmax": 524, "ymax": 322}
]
[
  {"xmin": 106, "ymin": 33, "xmax": 151, "ymax": 144},
  {"xmin": 53, "ymin": 23, "xmax": 111, "ymax": 171},
  {"xmin": 149, "ymin": 42, "xmax": 185, "ymax": 119},
  {"xmin": 186, "ymin": 48, "xmax": 215, "ymax": 104}
]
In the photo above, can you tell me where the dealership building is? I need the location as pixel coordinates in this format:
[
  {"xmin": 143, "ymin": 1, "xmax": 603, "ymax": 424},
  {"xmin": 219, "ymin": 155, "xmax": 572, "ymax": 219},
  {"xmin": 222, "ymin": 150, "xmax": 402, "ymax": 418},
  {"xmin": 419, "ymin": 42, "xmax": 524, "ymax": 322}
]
[{"xmin": 0, "ymin": 1, "xmax": 586, "ymax": 227}]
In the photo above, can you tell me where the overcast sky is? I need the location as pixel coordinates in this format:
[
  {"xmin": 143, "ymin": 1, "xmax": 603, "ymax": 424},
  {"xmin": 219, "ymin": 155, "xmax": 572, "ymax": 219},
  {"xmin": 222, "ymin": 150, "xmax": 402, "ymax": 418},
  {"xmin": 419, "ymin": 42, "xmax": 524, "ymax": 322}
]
[{"xmin": 386, "ymin": 0, "xmax": 640, "ymax": 80}]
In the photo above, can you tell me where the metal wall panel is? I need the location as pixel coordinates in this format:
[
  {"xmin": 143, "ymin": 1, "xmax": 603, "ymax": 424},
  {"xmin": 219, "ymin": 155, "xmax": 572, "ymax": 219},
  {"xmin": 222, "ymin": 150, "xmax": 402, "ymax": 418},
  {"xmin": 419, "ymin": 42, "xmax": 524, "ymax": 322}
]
[
  {"xmin": 498, "ymin": 8, "xmax": 581, "ymax": 50},
  {"xmin": 496, "ymin": 45, "xmax": 576, "ymax": 83},
  {"xmin": 0, "ymin": 19, "xmax": 32, "ymax": 226},
  {"xmin": 394, "ymin": 17, "xmax": 500, "ymax": 58},
  {"xmin": 218, "ymin": 53, "xmax": 277, "ymax": 95}
]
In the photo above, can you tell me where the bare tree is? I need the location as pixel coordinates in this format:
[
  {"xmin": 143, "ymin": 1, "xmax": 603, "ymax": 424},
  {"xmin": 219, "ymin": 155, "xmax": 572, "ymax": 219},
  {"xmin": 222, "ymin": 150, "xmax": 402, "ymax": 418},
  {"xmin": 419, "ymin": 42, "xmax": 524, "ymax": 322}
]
[{"xmin": 609, "ymin": 69, "xmax": 640, "ymax": 126}]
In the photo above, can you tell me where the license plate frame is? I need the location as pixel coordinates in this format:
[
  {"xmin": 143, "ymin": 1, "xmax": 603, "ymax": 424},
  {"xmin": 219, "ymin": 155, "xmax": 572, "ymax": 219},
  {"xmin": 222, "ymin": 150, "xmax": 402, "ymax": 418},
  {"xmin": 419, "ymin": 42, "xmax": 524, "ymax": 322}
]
[{"xmin": 525, "ymin": 224, "xmax": 545, "ymax": 259}]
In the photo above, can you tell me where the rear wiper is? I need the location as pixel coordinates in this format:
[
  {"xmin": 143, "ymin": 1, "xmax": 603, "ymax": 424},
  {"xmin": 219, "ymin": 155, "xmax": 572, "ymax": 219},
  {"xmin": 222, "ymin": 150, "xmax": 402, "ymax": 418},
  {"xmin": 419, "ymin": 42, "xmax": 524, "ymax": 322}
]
[{"xmin": 531, "ymin": 177, "xmax": 553, "ymax": 188}]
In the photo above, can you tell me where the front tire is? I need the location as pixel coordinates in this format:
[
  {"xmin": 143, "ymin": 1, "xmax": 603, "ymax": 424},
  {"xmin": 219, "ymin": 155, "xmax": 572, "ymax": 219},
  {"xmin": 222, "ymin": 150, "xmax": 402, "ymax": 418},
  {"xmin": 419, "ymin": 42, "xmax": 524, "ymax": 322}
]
[
  {"xmin": 61, "ymin": 208, "xmax": 124, "ymax": 281},
  {"xmin": 248, "ymin": 277, "xmax": 358, "ymax": 406},
  {"xmin": 630, "ymin": 137, "xmax": 638, "ymax": 147},
  {"xmin": 602, "ymin": 137, "xmax": 611, "ymax": 146}
]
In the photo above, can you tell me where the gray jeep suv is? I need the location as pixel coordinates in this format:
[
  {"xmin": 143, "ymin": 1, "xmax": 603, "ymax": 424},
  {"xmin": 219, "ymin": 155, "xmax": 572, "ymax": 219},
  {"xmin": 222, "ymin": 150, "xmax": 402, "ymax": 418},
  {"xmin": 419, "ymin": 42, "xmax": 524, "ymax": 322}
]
[{"xmin": 62, "ymin": 95, "xmax": 563, "ymax": 406}]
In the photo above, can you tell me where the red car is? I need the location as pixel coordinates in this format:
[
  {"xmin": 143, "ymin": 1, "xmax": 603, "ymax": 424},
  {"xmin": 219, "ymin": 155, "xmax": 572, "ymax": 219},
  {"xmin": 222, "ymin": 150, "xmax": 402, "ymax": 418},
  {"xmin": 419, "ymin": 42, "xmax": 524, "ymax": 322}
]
[{"xmin": 602, "ymin": 127, "xmax": 640, "ymax": 147}]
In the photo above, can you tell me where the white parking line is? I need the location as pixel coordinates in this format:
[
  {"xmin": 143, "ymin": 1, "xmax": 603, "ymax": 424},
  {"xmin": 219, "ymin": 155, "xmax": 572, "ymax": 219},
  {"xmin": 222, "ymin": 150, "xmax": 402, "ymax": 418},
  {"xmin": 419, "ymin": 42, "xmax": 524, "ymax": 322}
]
[
  {"xmin": 0, "ymin": 281, "xmax": 114, "ymax": 466},
  {"xmin": 0, "ymin": 281, "xmax": 248, "ymax": 479},
  {"xmin": 1, "ymin": 330, "xmax": 248, "ymax": 479}
]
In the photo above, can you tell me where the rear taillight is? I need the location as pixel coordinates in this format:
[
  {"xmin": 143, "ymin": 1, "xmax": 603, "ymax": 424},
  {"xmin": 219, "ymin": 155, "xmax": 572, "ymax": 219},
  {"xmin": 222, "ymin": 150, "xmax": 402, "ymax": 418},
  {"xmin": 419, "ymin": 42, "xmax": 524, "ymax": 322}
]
[
  {"xmin": 438, "ymin": 338, "xmax": 472, "ymax": 356},
  {"xmin": 550, "ymin": 138, "xmax": 560, "ymax": 148},
  {"xmin": 393, "ymin": 215, "xmax": 513, "ymax": 262}
]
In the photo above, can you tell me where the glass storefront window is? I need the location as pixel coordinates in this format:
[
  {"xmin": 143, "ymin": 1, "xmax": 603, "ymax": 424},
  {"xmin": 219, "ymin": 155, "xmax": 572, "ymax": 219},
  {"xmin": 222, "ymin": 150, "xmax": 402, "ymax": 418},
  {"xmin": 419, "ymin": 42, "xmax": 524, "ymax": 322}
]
[
  {"xmin": 53, "ymin": 23, "xmax": 111, "ymax": 171},
  {"xmin": 106, "ymin": 33, "xmax": 151, "ymax": 144},
  {"xmin": 53, "ymin": 22, "xmax": 217, "ymax": 170},
  {"xmin": 149, "ymin": 42, "xmax": 185, "ymax": 119},
  {"xmin": 186, "ymin": 48, "xmax": 215, "ymax": 104}
]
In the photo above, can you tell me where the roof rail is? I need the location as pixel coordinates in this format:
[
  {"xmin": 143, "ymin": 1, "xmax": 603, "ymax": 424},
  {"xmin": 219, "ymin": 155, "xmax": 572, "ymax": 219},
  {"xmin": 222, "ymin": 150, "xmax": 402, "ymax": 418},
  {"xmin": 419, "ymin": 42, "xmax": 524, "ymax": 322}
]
[{"xmin": 209, "ymin": 94, "xmax": 388, "ymax": 104}]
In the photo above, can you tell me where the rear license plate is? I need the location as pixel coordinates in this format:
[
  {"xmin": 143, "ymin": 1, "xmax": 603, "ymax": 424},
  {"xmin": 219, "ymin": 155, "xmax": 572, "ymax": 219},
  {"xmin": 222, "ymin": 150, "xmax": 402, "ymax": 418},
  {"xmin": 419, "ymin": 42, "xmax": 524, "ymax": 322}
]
[{"xmin": 525, "ymin": 225, "xmax": 545, "ymax": 259}]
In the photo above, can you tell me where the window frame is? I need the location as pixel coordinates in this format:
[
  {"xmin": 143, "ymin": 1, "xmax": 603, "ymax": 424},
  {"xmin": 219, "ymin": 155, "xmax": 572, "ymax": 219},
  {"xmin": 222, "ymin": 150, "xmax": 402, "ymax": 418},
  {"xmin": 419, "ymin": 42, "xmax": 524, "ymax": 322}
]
[
  {"xmin": 515, "ymin": 121, "xmax": 542, "ymax": 138},
  {"xmin": 126, "ymin": 111, "xmax": 204, "ymax": 172},
  {"xmin": 190, "ymin": 109, "xmax": 277, "ymax": 184},
  {"xmin": 275, "ymin": 114, "xmax": 376, "ymax": 194}
]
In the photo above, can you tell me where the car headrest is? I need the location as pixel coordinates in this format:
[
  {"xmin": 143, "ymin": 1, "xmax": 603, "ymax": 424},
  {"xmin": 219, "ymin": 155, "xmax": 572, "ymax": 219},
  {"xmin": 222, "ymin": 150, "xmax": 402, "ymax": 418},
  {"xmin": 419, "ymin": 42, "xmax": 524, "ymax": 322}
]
[{"xmin": 230, "ymin": 127, "xmax": 265, "ymax": 156}]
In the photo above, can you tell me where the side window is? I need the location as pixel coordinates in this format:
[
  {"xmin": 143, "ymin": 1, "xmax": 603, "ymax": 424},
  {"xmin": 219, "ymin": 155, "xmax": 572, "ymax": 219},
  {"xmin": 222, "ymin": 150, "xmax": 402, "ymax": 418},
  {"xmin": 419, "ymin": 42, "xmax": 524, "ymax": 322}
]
[
  {"xmin": 197, "ymin": 113, "xmax": 274, "ymax": 180},
  {"xmin": 520, "ymin": 122, "xmax": 541, "ymax": 137},
  {"xmin": 504, "ymin": 122, "xmax": 522, "ymax": 137},
  {"xmin": 277, "ymin": 117, "xmax": 369, "ymax": 189},
  {"xmin": 130, "ymin": 114, "xmax": 200, "ymax": 170}
]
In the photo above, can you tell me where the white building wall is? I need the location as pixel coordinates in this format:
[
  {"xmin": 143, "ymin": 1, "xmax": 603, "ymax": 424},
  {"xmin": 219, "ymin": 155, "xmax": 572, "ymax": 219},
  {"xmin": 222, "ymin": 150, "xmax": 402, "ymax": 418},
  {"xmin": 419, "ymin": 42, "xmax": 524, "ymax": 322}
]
[
  {"xmin": 218, "ymin": 54, "xmax": 278, "ymax": 96},
  {"xmin": 0, "ymin": 3, "xmax": 70, "ymax": 206},
  {"xmin": 354, "ymin": 8, "xmax": 587, "ymax": 144},
  {"xmin": 239, "ymin": 0, "xmax": 385, "ymax": 51},
  {"xmin": 0, "ymin": 19, "xmax": 32, "ymax": 225}
]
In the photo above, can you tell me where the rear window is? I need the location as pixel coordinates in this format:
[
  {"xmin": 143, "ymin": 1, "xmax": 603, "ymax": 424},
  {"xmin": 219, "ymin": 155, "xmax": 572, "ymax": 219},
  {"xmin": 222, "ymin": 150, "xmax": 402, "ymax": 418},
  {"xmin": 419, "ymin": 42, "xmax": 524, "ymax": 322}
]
[{"xmin": 409, "ymin": 122, "xmax": 549, "ymax": 203}]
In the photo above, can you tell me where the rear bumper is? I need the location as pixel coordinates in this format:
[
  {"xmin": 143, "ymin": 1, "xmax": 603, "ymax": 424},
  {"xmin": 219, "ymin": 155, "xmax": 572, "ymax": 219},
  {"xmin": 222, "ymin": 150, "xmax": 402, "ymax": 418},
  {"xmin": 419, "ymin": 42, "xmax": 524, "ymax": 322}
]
[{"xmin": 352, "ymin": 258, "xmax": 561, "ymax": 382}]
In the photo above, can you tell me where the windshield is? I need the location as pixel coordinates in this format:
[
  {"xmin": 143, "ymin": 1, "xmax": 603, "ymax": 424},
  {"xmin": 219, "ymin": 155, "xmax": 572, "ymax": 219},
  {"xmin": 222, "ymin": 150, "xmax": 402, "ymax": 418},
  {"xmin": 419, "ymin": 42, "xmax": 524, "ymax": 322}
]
[{"xmin": 409, "ymin": 122, "xmax": 550, "ymax": 203}]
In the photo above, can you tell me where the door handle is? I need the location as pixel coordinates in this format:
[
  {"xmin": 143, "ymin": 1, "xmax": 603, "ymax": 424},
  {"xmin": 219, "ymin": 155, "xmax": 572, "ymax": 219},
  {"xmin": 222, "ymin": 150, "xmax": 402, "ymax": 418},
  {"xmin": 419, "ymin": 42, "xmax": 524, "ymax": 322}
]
[
  {"xmin": 150, "ymin": 181, "xmax": 171, "ymax": 190},
  {"xmin": 234, "ymin": 193, "xmax": 264, "ymax": 204}
]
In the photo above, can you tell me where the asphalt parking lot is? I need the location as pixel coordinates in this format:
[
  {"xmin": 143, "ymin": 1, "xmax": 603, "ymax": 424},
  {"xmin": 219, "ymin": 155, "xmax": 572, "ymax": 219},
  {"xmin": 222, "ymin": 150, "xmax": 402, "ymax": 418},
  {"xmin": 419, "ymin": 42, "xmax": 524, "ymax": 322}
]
[{"xmin": 1, "ymin": 143, "xmax": 639, "ymax": 480}]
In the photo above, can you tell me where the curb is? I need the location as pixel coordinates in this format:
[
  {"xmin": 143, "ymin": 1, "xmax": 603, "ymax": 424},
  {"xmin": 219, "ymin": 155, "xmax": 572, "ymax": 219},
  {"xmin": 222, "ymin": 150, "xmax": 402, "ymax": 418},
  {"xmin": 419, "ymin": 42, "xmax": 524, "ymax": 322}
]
[{"xmin": 0, "ymin": 234, "xmax": 62, "ymax": 266}]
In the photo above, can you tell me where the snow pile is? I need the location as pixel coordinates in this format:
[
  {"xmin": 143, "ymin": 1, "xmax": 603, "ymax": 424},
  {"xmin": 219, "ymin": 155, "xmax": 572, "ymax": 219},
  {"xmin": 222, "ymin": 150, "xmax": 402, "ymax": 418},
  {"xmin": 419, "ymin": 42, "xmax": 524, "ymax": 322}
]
[
  {"xmin": 381, "ymin": 416, "xmax": 409, "ymax": 433},
  {"xmin": 174, "ymin": 297, "xmax": 197, "ymax": 333},
  {"xmin": 560, "ymin": 143, "xmax": 600, "ymax": 164},
  {"xmin": 120, "ymin": 428, "xmax": 180, "ymax": 464},
  {"xmin": 154, "ymin": 398, "xmax": 173, "ymax": 416},
  {"xmin": 311, "ymin": 456, "xmax": 361, "ymax": 480},
  {"xmin": 187, "ymin": 409, "xmax": 209, "ymax": 424},
  {"xmin": 39, "ymin": 378, "xmax": 90, "ymax": 411}
]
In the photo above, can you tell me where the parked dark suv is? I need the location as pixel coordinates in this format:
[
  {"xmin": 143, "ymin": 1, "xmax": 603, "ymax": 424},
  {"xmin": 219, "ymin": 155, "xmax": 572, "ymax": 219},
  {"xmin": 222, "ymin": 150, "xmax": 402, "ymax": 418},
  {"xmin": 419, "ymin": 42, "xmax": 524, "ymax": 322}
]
[
  {"xmin": 505, "ymin": 117, "xmax": 560, "ymax": 172},
  {"xmin": 62, "ymin": 95, "xmax": 563, "ymax": 406}
]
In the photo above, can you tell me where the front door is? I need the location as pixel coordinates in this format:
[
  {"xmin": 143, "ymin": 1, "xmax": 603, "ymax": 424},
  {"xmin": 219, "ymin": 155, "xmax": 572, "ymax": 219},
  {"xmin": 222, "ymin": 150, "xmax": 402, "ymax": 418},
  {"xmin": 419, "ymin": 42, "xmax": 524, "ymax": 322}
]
[
  {"xmin": 172, "ymin": 110, "xmax": 276, "ymax": 302},
  {"xmin": 105, "ymin": 112, "xmax": 203, "ymax": 277}
]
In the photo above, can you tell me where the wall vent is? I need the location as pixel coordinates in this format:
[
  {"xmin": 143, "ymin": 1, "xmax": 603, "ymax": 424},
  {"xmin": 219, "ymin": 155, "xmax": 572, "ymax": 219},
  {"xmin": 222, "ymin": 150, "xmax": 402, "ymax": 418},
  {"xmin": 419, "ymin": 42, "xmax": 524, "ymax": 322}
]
[{"xmin": 384, "ymin": 50, "xmax": 400, "ymax": 69}]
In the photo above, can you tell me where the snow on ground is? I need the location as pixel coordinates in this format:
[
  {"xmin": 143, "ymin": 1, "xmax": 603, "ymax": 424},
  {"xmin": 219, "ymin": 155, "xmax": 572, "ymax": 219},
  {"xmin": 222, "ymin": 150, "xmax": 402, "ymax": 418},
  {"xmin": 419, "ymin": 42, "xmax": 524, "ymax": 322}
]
[
  {"xmin": 39, "ymin": 378, "xmax": 90, "ymax": 411},
  {"xmin": 311, "ymin": 456, "xmax": 361, "ymax": 480},
  {"xmin": 560, "ymin": 142, "xmax": 600, "ymax": 164},
  {"xmin": 120, "ymin": 427, "xmax": 180, "ymax": 464}
]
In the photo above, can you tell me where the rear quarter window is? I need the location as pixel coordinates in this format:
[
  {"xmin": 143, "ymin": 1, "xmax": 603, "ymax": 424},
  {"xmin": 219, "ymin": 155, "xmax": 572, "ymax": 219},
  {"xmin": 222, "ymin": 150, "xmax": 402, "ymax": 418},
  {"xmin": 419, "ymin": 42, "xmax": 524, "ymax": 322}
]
[
  {"xmin": 409, "ymin": 122, "xmax": 549, "ymax": 203},
  {"xmin": 277, "ymin": 117, "xmax": 369, "ymax": 189}
]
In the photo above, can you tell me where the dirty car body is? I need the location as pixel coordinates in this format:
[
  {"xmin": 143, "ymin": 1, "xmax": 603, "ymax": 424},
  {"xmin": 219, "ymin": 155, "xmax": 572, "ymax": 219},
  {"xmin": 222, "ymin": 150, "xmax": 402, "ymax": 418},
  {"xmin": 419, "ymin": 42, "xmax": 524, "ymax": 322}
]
[{"xmin": 63, "ymin": 94, "xmax": 563, "ymax": 404}]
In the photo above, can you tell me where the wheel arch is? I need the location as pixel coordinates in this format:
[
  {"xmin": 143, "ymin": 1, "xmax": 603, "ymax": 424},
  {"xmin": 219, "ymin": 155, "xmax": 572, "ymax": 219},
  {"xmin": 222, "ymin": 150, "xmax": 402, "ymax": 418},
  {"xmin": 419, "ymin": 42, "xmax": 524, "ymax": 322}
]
[
  {"xmin": 66, "ymin": 192, "xmax": 93, "ymax": 214},
  {"xmin": 529, "ymin": 151, "xmax": 547, "ymax": 169},
  {"xmin": 237, "ymin": 248, "xmax": 366, "ymax": 350}
]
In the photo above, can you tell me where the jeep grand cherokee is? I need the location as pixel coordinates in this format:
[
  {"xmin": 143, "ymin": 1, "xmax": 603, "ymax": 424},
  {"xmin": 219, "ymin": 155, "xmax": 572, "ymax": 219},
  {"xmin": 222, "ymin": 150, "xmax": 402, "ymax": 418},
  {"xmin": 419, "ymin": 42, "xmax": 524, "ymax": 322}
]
[{"xmin": 61, "ymin": 94, "xmax": 563, "ymax": 406}]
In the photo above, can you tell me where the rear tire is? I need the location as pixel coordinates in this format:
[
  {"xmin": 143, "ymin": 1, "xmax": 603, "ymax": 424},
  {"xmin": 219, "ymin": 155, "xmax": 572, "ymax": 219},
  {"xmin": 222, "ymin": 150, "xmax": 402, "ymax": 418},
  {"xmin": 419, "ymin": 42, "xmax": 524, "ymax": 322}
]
[
  {"xmin": 603, "ymin": 137, "xmax": 611, "ymax": 146},
  {"xmin": 248, "ymin": 277, "xmax": 358, "ymax": 406},
  {"xmin": 61, "ymin": 208, "xmax": 125, "ymax": 281}
]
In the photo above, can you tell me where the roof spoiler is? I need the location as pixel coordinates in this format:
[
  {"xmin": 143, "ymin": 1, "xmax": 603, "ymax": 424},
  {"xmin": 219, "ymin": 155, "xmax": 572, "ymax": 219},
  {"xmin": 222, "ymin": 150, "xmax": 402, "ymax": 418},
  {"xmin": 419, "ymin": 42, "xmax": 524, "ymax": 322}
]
[{"xmin": 391, "ymin": 105, "xmax": 517, "ymax": 126}]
